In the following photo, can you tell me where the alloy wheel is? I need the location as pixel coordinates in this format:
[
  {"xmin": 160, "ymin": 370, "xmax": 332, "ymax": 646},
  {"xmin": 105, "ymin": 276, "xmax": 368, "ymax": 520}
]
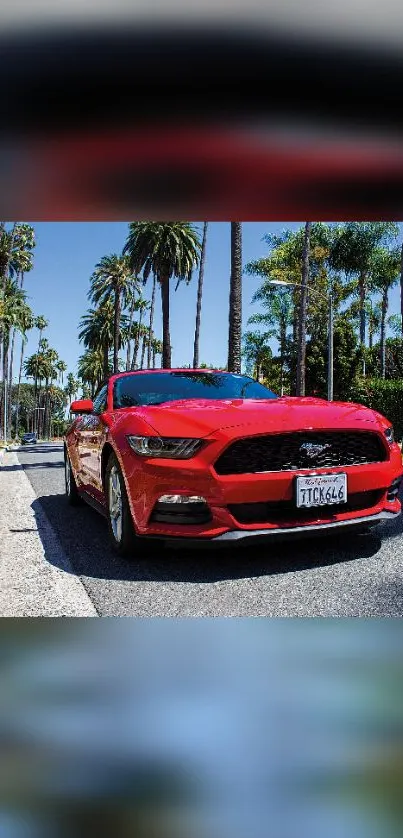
[{"xmin": 109, "ymin": 465, "xmax": 123, "ymax": 543}]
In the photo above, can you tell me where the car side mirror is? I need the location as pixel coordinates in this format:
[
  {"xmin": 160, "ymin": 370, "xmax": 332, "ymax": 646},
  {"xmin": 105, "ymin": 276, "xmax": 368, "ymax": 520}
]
[{"xmin": 70, "ymin": 399, "xmax": 94, "ymax": 414}]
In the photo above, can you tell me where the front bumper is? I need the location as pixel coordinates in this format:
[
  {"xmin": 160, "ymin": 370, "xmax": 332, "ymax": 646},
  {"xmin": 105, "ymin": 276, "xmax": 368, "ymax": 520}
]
[
  {"xmin": 121, "ymin": 441, "xmax": 403, "ymax": 542},
  {"xmin": 149, "ymin": 506, "xmax": 401, "ymax": 547}
]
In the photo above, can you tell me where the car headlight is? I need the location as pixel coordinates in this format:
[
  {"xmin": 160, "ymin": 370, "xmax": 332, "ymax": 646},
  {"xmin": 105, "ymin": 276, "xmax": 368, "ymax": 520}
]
[
  {"xmin": 127, "ymin": 435, "xmax": 204, "ymax": 459},
  {"xmin": 384, "ymin": 426, "xmax": 394, "ymax": 445}
]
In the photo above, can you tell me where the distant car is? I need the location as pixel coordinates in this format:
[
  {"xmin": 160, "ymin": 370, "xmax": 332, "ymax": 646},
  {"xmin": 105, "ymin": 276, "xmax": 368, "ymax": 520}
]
[
  {"xmin": 21, "ymin": 433, "xmax": 37, "ymax": 445},
  {"xmin": 64, "ymin": 370, "xmax": 403, "ymax": 557}
]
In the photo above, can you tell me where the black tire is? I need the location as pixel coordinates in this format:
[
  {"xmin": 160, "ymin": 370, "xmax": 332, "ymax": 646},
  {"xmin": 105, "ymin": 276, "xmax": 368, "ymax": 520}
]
[
  {"xmin": 64, "ymin": 448, "xmax": 81, "ymax": 506},
  {"xmin": 105, "ymin": 452, "xmax": 157, "ymax": 558}
]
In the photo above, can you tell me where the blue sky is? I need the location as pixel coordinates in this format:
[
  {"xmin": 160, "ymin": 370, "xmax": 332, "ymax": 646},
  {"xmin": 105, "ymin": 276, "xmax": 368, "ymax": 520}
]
[{"xmin": 20, "ymin": 222, "xmax": 402, "ymax": 382}]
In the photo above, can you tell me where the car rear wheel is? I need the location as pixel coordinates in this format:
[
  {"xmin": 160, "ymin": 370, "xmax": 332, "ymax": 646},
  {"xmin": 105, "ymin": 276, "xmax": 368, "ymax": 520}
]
[
  {"xmin": 65, "ymin": 449, "xmax": 81, "ymax": 506},
  {"xmin": 105, "ymin": 453, "xmax": 156, "ymax": 558}
]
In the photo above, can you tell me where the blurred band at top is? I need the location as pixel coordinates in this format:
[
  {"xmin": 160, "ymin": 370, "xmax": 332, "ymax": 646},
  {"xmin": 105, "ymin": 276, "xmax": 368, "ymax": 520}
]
[{"xmin": 2, "ymin": 2, "xmax": 403, "ymax": 219}]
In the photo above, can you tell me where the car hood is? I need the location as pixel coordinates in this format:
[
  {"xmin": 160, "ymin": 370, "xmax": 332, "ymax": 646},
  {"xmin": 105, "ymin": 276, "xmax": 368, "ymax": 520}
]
[{"xmin": 126, "ymin": 397, "xmax": 386, "ymax": 439}]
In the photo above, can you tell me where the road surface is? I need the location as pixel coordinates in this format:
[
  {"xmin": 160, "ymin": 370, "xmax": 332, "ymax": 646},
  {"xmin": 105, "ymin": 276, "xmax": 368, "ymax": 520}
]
[{"xmin": 4, "ymin": 442, "xmax": 403, "ymax": 616}]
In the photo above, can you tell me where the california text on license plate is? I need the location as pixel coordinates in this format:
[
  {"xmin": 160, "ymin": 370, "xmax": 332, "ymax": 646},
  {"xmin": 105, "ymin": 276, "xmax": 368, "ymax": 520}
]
[{"xmin": 296, "ymin": 473, "xmax": 347, "ymax": 508}]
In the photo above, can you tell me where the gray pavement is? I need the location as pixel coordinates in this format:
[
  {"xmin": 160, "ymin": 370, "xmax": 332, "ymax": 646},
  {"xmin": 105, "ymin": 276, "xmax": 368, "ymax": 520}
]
[{"xmin": 3, "ymin": 442, "xmax": 403, "ymax": 616}]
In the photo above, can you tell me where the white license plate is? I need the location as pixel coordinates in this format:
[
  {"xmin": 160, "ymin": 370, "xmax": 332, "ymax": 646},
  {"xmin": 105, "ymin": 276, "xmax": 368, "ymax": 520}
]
[{"xmin": 296, "ymin": 473, "xmax": 347, "ymax": 508}]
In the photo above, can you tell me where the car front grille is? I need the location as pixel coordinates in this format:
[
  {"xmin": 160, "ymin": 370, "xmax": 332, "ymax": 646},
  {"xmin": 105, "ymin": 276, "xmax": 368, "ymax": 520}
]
[
  {"xmin": 214, "ymin": 431, "xmax": 387, "ymax": 475},
  {"xmin": 228, "ymin": 490, "xmax": 385, "ymax": 525}
]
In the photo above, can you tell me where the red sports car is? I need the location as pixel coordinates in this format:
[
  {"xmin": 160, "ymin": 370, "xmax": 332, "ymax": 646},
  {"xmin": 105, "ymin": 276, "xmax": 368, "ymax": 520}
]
[{"xmin": 64, "ymin": 370, "xmax": 403, "ymax": 556}]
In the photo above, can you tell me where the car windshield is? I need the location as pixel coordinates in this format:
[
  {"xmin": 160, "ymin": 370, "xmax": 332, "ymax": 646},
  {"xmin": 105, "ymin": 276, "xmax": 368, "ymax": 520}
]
[{"xmin": 113, "ymin": 372, "xmax": 277, "ymax": 408}]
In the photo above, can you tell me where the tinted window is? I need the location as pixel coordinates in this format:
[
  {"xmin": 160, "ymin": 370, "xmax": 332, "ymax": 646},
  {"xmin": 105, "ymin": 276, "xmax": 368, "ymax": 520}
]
[
  {"xmin": 93, "ymin": 385, "xmax": 108, "ymax": 414},
  {"xmin": 113, "ymin": 372, "xmax": 277, "ymax": 408}
]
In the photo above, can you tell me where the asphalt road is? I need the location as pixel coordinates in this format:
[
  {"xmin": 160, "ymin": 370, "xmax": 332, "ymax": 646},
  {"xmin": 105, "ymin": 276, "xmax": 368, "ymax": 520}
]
[{"xmin": 14, "ymin": 442, "xmax": 403, "ymax": 616}]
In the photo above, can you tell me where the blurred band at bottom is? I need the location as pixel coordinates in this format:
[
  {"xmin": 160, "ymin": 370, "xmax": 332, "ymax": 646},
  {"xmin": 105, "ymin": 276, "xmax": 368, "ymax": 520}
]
[{"xmin": 1, "ymin": 619, "xmax": 403, "ymax": 838}]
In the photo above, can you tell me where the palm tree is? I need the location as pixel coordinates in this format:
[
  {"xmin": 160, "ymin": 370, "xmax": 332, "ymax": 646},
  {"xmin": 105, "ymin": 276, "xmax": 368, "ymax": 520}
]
[
  {"xmin": 330, "ymin": 222, "xmax": 399, "ymax": 374},
  {"xmin": 124, "ymin": 222, "xmax": 201, "ymax": 368},
  {"xmin": 146, "ymin": 273, "xmax": 157, "ymax": 369},
  {"xmin": 25, "ymin": 350, "xmax": 51, "ymax": 436},
  {"xmin": 125, "ymin": 297, "xmax": 149, "ymax": 370},
  {"xmin": 79, "ymin": 303, "xmax": 113, "ymax": 383},
  {"xmin": 0, "ymin": 222, "xmax": 17, "ymax": 305},
  {"xmin": 130, "ymin": 299, "xmax": 149, "ymax": 369},
  {"xmin": 89, "ymin": 254, "xmax": 133, "ymax": 374},
  {"xmin": 125, "ymin": 285, "xmax": 144, "ymax": 369},
  {"xmin": 248, "ymin": 287, "xmax": 294, "ymax": 396},
  {"xmin": 13, "ymin": 305, "xmax": 34, "ymax": 437},
  {"xmin": 1, "ymin": 280, "xmax": 28, "ymax": 439},
  {"xmin": 64, "ymin": 371, "xmax": 81, "ymax": 416},
  {"xmin": 8, "ymin": 271, "xmax": 34, "ymax": 434},
  {"xmin": 124, "ymin": 274, "xmax": 143, "ymax": 367},
  {"xmin": 228, "ymin": 222, "xmax": 242, "ymax": 373},
  {"xmin": 43, "ymin": 348, "xmax": 59, "ymax": 438},
  {"xmin": 33, "ymin": 316, "xmax": 48, "ymax": 421},
  {"xmin": 77, "ymin": 350, "xmax": 105, "ymax": 398},
  {"xmin": 151, "ymin": 337, "xmax": 163, "ymax": 368},
  {"xmin": 79, "ymin": 301, "xmax": 129, "ymax": 382},
  {"xmin": 56, "ymin": 360, "xmax": 67, "ymax": 385},
  {"xmin": 7, "ymin": 248, "xmax": 34, "ymax": 432},
  {"xmin": 371, "ymin": 247, "xmax": 401, "ymax": 378},
  {"xmin": 193, "ymin": 222, "xmax": 208, "ymax": 368},
  {"xmin": 139, "ymin": 326, "xmax": 152, "ymax": 370}
]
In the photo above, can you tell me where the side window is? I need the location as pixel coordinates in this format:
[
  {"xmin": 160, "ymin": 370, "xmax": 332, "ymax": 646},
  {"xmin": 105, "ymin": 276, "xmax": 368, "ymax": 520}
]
[{"xmin": 93, "ymin": 385, "xmax": 108, "ymax": 415}]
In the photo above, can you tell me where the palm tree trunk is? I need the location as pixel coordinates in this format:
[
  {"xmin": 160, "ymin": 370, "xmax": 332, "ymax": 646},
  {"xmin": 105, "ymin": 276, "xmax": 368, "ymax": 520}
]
[
  {"xmin": 296, "ymin": 222, "xmax": 311, "ymax": 396},
  {"xmin": 227, "ymin": 222, "xmax": 242, "ymax": 374},
  {"xmin": 7, "ymin": 330, "xmax": 16, "ymax": 435},
  {"xmin": 193, "ymin": 222, "xmax": 208, "ymax": 368},
  {"xmin": 2, "ymin": 332, "xmax": 9, "ymax": 440},
  {"xmin": 160, "ymin": 277, "xmax": 172, "ymax": 369},
  {"xmin": 130, "ymin": 310, "xmax": 144, "ymax": 370},
  {"xmin": 0, "ymin": 223, "xmax": 17, "ymax": 402},
  {"xmin": 152, "ymin": 346, "xmax": 156, "ymax": 368},
  {"xmin": 380, "ymin": 289, "xmax": 388, "ymax": 379},
  {"xmin": 125, "ymin": 292, "xmax": 137, "ymax": 371},
  {"xmin": 113, "ymin": 287, "xmax": 121, "ymax": 374},
  {"xmin": 147, "ymin": 273, "xmax": 157, "ymax": 369},
  {"xmin": 14, "ymin": 337, "xmax": 26, "ymax": 437},
  {"xmin": 33, "ymin": 328, "xmax": 43, "ymax": 431}
]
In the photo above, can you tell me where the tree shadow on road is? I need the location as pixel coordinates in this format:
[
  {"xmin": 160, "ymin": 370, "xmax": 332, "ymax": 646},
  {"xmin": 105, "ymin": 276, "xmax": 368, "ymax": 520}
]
[
  {"xmin": 19, "ymin": 443, "xmax": 63, "ymax": 450},
  {"xmin": 2, "ymin": 462, "xmax": 64, "ymax": 471},
  {"xmin": 31, "ymin": 492, "xmax": 393, "ymax": 585}
]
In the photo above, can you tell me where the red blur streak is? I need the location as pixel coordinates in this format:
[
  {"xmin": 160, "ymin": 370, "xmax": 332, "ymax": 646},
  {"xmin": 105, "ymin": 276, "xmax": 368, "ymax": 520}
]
[{"xmin": 20, "ymin": 126, "xmax": 403, "ymax": 220}]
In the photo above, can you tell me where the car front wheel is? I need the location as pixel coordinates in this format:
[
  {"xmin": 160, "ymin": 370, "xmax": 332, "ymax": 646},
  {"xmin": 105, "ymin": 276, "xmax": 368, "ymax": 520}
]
[{"xmin": 105, "ymin": 453, "xmax": 155, "ymax": 558}]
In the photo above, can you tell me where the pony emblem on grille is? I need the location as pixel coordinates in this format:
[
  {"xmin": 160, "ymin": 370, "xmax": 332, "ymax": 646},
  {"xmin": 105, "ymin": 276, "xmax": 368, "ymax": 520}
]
[{"xmin": 299, "ymin": 442, "xmax": 332, "ymax": 459}]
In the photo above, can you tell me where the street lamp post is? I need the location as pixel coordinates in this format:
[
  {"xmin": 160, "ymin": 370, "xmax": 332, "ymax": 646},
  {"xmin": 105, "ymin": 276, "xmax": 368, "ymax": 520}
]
[{"xmin": 268, "ymin": 280, "xmax": 334, "ymax": 401}]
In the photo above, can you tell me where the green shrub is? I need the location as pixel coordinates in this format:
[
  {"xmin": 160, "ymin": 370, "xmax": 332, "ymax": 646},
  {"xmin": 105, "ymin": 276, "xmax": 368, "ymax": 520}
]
[{"xmin": 348, "ymin": 378, "xmax": 403, "ymax": 441}]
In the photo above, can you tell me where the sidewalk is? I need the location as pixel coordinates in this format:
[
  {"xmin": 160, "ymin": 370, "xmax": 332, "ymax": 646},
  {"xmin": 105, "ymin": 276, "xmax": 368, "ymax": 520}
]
[{"xmin": 0, "ymin": 450, "xmax": 97, "ymax": 616}]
